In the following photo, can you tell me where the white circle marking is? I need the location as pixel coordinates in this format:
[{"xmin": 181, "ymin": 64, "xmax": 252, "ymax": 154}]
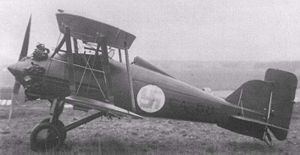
[{"xmin": 137, "ymin": 85, "xmax": 165, "ymax": 113}]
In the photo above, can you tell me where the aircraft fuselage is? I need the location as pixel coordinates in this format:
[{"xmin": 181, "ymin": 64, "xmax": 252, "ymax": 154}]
[{"xmin": 9, "ymin": 54, "xmax": 261, "ymax": 125}]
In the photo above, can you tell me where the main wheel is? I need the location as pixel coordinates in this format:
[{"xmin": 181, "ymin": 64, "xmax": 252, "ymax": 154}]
[
  {"xmin": 41, "ymin": 118, "xmax": 67, "ymax": 142},
  {"xmin": 30, "ymin": 122, "xmax": 63, "ymax": 151}
]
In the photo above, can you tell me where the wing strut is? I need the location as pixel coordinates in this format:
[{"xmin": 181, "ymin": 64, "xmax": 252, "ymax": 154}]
[
  {"xmin": 118, "ymin": 49, "xmax": 123, "ymax": 63},
  {"xmin": 98, "ymin": 36, "xmax": 113, "ymax": 102},
  {"xmin": 65, "ymin": 27, "xmax": 76, "ymax": 94},
  {"xmin": 51, "ymin": 28, "xmax": 108, "ymax": 99},
  {"xmin": 124, "ymin": 42, "xmax": 136, "ymax": 112}
]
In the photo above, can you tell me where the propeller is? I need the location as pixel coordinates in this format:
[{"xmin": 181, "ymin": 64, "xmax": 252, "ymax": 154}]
[{"xmin": 8, "ymin": 15, "xmax": 32, "ymax": 121}]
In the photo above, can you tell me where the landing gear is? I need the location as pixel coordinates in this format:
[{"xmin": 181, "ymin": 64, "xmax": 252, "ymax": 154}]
[
  {"xmin": 40, "ymin": 118, "xmax": 66, "ymax": 142},
  {"xmin": 30, "ymin": 98, "xmax": 108, "ymax": 152},
  {"xmin": 30, "ymin": 121, "xmax": 64, "ymax": 151},
  {"xmin": 30, "ymin": 98, "xmax": 65, "ymax": 151}
]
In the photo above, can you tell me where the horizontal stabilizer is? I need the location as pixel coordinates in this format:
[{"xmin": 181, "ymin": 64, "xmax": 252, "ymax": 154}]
[
  {"xmin": 231, "ymin": 115, "xmax": 288, "ymax": 131},
  {"xmin": 218, "ymin": 115, "xmax": 288, "ymax": 140},
  {"xmin": 65, "ymin": 95, "xmax": 142, "ymax": 119}
]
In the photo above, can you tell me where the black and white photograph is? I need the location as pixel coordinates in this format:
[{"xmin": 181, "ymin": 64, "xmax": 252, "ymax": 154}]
[{"xmin": 0, "ymin": 0, "xmax": 300, "ymax": 154}]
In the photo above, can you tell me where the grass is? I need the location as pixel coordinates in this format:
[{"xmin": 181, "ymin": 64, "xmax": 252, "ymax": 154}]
[{"xmin": 0, "ymin": 102, "xmax": 300, "ymax": 154}]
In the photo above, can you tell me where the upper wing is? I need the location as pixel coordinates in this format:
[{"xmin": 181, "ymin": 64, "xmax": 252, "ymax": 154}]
[
  {"xmin": 56, "ymin": 13, "xmax": 136, "ymax": 49},
  {"xmin": 65, "ymin": 95, "xmax": 142, "ymax": 119}
]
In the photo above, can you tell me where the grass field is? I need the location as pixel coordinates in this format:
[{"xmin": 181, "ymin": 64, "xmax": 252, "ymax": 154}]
[{"xmin": 0, "ymin": 100, "xmax": 300, "ymax": 155}]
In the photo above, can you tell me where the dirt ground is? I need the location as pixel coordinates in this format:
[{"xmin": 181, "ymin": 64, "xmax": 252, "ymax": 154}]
[{"xmin": 0, "ymin": 101, "xmax": 299, "ymax": 155}]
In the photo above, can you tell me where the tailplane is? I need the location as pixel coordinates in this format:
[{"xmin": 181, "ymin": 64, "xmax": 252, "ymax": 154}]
[{"xmin": 218, "ymin": 68, "xmax": 297, "ymax": 143}]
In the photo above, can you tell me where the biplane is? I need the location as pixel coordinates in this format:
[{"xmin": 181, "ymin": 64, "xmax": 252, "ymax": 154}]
[{"xmin": 7, "ymin": 11, "xmax": 298, "ymax": 151}]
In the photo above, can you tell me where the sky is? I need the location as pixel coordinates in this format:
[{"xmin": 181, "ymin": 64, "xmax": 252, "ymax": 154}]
[{"xmin": 1, "ymin": 0, "xmax": 300, "ymax": 65}]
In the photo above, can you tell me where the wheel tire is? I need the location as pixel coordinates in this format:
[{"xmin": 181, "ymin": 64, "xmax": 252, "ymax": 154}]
[
  {"xmin": 40, "ymin": 118, "xmax": 67, "ymax": 142},
  {"xmin": 30, "ymin": 122, "xmax": 63, "ymax": 152}
]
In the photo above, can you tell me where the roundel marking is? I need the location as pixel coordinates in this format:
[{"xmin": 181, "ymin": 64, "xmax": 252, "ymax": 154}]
[{"xmin": 137, "ymin": 85, "xmax": 165, "ymax": 113}]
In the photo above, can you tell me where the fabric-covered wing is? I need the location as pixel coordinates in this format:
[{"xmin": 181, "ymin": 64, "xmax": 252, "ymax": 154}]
[{"xmin": 56, "ymin": 13, "xmax": 136, "ymax": 49}]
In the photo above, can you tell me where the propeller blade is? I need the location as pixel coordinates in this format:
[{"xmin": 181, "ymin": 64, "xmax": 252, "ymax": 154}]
[
  {"xmin": 13, "ymin": 81, "xmax": 21, "ymax": 94},
  {"xmin": 9, "ymin": 15, "xmax": 32, "ymax": 121},
  {"xmin": 19, "ymin": 15, "xmax": 31, "ymax": 61},
  {"xmin": 9, "ymin": 78, "xmax": 21, "ymax": 121},
  {"xmin": 8, "ymin": 94, "xmax": 15, "ymax": 121}
]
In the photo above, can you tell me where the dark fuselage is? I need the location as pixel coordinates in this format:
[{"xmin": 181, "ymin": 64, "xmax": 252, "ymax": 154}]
[
  {"xmin": 11, "ymin": 55, "xmax": 263, "ymax": 127},
  {"xmin": 11, "ymin": 54, "xmax": 261, "ymax": 125}
]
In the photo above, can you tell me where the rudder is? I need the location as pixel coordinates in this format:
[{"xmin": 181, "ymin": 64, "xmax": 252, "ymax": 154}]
[{"xmin": 264, "ymin": 68, "xmax": 297, "ymax": 140}]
